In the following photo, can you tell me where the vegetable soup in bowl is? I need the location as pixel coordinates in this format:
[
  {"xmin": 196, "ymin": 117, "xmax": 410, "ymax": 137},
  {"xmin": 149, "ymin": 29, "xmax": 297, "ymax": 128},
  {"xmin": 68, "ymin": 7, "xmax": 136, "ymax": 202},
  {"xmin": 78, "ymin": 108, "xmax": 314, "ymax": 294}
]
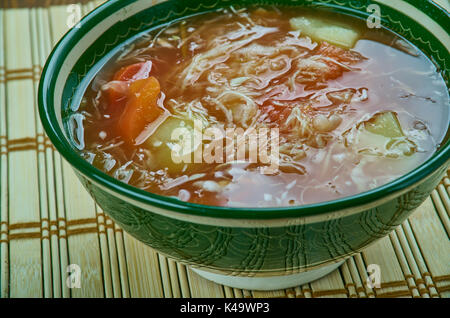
[{"xmin": 39, "ymin": 0, "xmax": 450, "ymax": 290}]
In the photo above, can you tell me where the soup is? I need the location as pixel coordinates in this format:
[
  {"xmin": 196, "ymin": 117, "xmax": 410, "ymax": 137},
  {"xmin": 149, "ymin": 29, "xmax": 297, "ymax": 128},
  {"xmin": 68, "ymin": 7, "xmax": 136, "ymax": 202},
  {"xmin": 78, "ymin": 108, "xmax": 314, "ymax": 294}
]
[{"xmin": 70, "ymin": 6, "xmax": 450, "ymax": 207}]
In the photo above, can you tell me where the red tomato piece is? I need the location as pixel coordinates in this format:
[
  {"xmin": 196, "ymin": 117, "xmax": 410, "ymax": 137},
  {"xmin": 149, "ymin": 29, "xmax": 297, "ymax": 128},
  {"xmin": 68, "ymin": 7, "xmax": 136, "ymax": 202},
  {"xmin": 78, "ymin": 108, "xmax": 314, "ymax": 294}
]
[{"xmin": 105, "ymin": 61, "xmax": 153, "ymax": 112}]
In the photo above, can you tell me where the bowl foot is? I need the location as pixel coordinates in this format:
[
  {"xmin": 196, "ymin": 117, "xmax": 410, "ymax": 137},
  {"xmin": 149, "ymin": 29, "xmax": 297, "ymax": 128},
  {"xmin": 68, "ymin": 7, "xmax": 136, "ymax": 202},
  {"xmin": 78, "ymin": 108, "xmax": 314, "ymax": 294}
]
[{"xmin": 191, "ymin": 261, "xmax": 344, "ymax": 291}]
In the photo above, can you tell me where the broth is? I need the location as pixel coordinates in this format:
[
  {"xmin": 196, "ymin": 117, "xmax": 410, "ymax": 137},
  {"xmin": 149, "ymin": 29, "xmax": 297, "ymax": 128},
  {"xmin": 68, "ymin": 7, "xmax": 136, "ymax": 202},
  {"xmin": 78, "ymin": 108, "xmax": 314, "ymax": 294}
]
[{"xmin": 70, "ymin": 6, "xmax": 450, "ymax": 207}]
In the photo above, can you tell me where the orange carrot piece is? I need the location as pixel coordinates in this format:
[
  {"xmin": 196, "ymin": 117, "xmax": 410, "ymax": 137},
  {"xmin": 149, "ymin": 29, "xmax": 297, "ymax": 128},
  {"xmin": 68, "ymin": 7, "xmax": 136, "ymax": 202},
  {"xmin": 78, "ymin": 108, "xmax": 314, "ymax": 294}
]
[{"xmin": 118, "ymin": 76, "xmax": 162, "ymax": 144}]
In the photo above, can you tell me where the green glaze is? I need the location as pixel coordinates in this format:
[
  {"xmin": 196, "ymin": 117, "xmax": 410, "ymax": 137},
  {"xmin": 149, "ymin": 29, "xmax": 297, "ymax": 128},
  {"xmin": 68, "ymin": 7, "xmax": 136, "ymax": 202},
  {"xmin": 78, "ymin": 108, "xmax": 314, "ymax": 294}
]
[
  {"xmin": 78, "ymin": 164, "xmax": 447, "ymax": 273},
  {"xmin": 39, "ymin": 0, "xmax": 450, "ymax": 275}
]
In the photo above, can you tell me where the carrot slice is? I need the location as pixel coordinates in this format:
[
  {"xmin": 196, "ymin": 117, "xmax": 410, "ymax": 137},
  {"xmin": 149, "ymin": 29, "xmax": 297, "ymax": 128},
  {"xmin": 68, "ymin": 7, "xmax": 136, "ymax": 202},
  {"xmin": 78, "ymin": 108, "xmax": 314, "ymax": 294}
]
[{"xmin": 118, "ymin": 76, "xmax": 162, "ymax": 144}]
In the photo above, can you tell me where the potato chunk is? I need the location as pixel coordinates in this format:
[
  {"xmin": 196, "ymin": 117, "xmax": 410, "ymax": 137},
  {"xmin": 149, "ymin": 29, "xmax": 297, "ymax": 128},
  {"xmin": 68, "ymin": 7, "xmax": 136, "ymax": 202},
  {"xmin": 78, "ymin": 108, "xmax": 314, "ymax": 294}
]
[
  {"xmin": 364, "ymin": 111, "xmax": 403, "ymax": 138},
  {"xmin": 290, "ymin": 16, "xmax": 359, "ymax": 49},
  {"xmin": 145, "ymin": 116, "xmax": 202, "ymax": 174},
  {"xmin": 345, "ymin": 112, "xmax": 417, "ymax": 158}
]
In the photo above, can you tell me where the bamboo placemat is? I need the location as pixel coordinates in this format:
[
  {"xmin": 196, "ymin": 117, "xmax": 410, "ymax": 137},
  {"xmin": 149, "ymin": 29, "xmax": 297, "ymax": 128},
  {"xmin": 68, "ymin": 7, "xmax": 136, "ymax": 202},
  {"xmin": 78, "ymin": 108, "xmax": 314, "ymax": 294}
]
[{"xmin": 0, "ymin": 0, "xmax": 449, "ymax": 298}]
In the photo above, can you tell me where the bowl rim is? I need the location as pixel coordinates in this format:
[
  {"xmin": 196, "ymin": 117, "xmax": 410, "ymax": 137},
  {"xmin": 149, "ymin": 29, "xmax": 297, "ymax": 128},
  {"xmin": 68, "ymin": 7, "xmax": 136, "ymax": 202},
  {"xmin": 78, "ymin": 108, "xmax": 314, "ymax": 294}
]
[{"xmin": 38, "ymin": 0, "xmax": 450, "ymax": 220}]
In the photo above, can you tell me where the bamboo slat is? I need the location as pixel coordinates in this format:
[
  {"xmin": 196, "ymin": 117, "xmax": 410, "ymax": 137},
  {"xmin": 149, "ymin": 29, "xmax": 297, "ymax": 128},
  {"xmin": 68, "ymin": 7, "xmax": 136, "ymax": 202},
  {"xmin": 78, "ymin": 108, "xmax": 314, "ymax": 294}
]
[
  {"xmin": 176, "ymin": 262, "xmax": 191, "ymax": 298},
  {"xmin": 5, "ymin": 8, "xmax": 43, "ymax": 298},
  {"xmin": 408, "ymin": 198, "xmax": 450, "ymax": 297},
  {"xmin": 252, "ymin": 288, "xmax": 287, "ymax": 299},
  {"xmin": 0, "ymin": 0, "xmax": 448, "ymax": 298},
  {"xmin": 30, "ymin": 7, "xmax": 52, "ymax": 298},
  {"xmin": 361, "ymin": 236, "xmax": 410, "ymax": 298},
  {"xmin": 308, "ymin": 266, "xmax": 348, "ymax": 298},
  {"xmin": 0, "ymin": 7, "xmax": 9, "ymax": 299},
  {"xmin": 186, "ymin": 268, "xmax": 225, "ymax": 298},
  {"xmin": 123, "ymin": 232, "xmax": 164, "ymax": 298}
]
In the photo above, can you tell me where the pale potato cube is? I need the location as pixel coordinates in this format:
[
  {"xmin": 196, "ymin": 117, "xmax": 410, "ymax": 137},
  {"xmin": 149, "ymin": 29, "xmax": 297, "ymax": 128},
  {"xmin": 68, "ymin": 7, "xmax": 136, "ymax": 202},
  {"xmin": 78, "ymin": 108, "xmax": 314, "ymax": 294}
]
[
  {"xmin": 345, "ymin": 112, "xmax": 416, "ymax": 158},
  {"xmin": 290, "ymin": 16, "xmax": 359, "ymax": 49},
  {"xmin": 364, "ymin": 111, "xmax": 404, "ymax": 138},
  {"xmin": 290, "ymin": 17, "xmax": 321, "ymax": 36},
  {"xmin": 145, "ymin": 116, "xmax": 202, "ymax": 174},
  {"xmin": 315, "ymin": 26, "xmax": 359, "ymax": 49}
]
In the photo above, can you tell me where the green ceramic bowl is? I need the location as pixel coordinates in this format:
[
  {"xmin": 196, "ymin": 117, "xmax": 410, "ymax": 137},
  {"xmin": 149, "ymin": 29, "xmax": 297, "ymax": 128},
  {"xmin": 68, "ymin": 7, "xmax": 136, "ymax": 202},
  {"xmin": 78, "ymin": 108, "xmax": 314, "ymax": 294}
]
[{"xmin": 39, "ymin": 0, "xmax": 450, "ymax": 290}]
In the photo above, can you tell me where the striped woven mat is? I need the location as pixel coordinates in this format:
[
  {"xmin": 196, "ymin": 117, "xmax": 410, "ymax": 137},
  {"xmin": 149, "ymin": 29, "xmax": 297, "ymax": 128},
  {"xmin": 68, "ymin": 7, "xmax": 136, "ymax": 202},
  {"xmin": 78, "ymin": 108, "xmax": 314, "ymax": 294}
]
[{"xmin": 0, "ymin": 0, "xmax": 449, "ymax": 298}]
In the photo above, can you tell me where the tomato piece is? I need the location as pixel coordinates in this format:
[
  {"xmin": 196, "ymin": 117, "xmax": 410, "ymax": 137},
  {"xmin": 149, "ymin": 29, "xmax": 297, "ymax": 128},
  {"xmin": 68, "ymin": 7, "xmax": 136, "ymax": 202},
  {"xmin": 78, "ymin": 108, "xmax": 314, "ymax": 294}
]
[
  {"xmin": 106, "ymin": 61, "xmax": 153, "ymax": 112},
  {"xmin": 316, "ymin": 42, "xmax": 363, "ymax": 64},
  {"xmin": 314, "ymin": 42, "xmax": 365, "ymax": 80},
  {"xmin": 104, "ymin": 81, "xmax": 130, "ymax": 112},
  {"xmin": 113, "ymin": 61, "xmax": 153, "ymax": 82},
  {"xmin": 118, "ymin": 76, "xmax": 163, "ymax": 144}
]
